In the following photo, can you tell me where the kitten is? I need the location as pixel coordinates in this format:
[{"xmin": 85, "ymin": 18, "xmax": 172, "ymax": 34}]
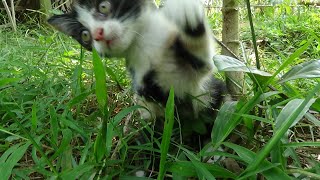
[{"xmin": 48, "ymin": 0, "xmax": 227, "ymax": 142}]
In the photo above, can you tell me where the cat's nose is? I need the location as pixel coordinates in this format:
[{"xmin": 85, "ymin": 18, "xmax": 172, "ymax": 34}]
[{"xmin": 93, "ymin": 28, "xmax": 104, "ymax": 41}]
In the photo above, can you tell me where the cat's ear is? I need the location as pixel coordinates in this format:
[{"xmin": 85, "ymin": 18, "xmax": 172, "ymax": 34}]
[{"xmin": 47, "ymin": 14, "xmax": 78, "ymax": 36}]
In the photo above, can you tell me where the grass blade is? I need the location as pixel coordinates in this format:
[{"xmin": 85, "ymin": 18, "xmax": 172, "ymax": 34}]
[
  {"xmin": 31, "ymin": 102, "xmax": 38, "ymax": 131},
  {"xmin": 224, "ymin": 142, "xmax": 291, "ymax": 180},
  {"xmin": 50, "ymin": 128, "xmax": 73, "ymax": 161},
  {"xmin": 275, "ymin": 99, "xmax": 316, "ymax": 131},
  {"xmin": 264, "ymin": 37, "xmax": 314, "ymax": 86},
  {"xmin": 242, "ymin": 82, "xmax": 320, "ymax": 177},
  {"xmin": 167, "ymin": 161, "xmax": 236, "ymax": 179},
  {"xmin": 60, "ymin": 163, "xmax": 95, "ymax": 179},
  {"xmin": 211, "ymin": 101, "xmax": 238, "ymax": 146},
  {"xmin": 0, "ymin": 142, "xmax": 31, "ymax": 180},
  {"xmin": 113, "ymin": 105, "xmax": 145, "ymax": 125},
  {"xmin": 279, "ymin": 60, "xmax": 320, "ymax": 83},
  {"xmin": 185, "ymin": 153, "xmax": 216, "ymax": 180},
  {"xmin": 92, "ymin": 49, "xmax": 107, "ymax": 112},
  {"xmin": 49, "ymin": 106, "xmax": 59, "ymax": 146},
  {"xmin": 6, "ymin": 111, "xmax": 58, "ymax": 175},
  {"xmin": 158, "ymin": 87, "xmax": 175, "ymax": 180}
]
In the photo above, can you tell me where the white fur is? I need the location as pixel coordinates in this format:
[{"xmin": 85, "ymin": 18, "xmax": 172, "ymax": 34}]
[{"xmin": 76, "ymin": 0, "xmax": 217, "ymax": 119}]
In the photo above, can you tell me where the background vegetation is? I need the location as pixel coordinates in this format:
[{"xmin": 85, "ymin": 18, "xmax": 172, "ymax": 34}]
[{"xmin": 0, "ymin": 0, "xmax": 320, "ymax": 179}]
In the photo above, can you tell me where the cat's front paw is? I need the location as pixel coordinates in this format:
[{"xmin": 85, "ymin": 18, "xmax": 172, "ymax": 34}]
[{"xmin": 162, "ymin": 0, "xmax": 206, "ymax": 37}]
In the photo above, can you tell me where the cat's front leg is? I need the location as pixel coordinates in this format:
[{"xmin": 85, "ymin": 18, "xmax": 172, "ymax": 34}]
[{"xmin": 162, "ymin": 0, "xmax": 215, "ymax": 72}]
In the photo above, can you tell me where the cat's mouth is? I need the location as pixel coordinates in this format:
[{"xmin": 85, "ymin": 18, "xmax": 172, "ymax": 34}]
[{"xmin": 104, "ymin": 37, "xmax": 119, "ymax": 49}]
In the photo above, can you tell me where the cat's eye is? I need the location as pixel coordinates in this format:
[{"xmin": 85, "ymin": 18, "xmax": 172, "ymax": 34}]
[
  {"xmin": 81, "ymin": 30, "xmax": 91, "ymax": 43},
  {"xmin": 99, "ymin": 1, "xmax": 111, "ymax": 14}
]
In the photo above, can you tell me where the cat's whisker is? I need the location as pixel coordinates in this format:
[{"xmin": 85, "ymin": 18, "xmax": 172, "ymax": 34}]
[
  {"xmin": 117, "ymin": 3, "xmax": 141, "ymax": 22},
  {"xmin": 114, "ymin": 0, "xmax": 125, "ymax": 19}
]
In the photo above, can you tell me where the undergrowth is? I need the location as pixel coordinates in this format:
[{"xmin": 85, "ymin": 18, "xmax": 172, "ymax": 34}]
[{"xmin": 0, "ymin": 4, "xmax": 320, "ymax": 180}]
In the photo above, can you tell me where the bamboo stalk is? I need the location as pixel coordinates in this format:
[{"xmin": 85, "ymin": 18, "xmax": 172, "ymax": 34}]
[
  {"xmin": 1, "ymin": 0, "xmax": 16, "ymax": 31},
  {"xmin": 10, "ymin": 0, "xmax": 16, "ymax": 31}
]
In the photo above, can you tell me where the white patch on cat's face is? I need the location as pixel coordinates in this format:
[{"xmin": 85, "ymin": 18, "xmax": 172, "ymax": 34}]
[{"xmin": 75, "ymin": 5, "xmax": 138, "ymax": 57}]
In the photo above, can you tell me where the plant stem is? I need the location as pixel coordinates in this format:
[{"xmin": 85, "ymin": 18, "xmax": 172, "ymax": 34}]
[{"xmin": 245, "ymin": 0, "xmax": 260, "ymax": 69}]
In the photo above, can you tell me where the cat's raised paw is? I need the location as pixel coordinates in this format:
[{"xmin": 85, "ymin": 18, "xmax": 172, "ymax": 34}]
[{"xmin": 162, "ymin": 0, "xmax": 206, "ymax": 37}]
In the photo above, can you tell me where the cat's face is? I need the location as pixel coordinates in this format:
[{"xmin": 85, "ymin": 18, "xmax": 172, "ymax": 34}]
[{"xmin": 48, "ymin": 0, "xmax": 148, "ymax": 57}]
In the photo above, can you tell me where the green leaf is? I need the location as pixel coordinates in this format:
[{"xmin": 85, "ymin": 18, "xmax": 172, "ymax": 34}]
[
  {"xmin": 94, "ymin": 119, "xmax": 108, "ymax": 162},
  {"xmin": 282, "ymin": 142, "xmax": 320, "ymax": 147},
  {"xmin": 305, "ymin": 112, "xmax": 320, "ymax": 127},
  {"xmin": 223, "ymin": 143, "xmax": 291, "ymax": 180},
  {"xmin": 0, "ymin": 142, "xmax": 31, "ymax": 180},
  {"xmin": 211, "ymin": 101, "xmax": 238, "ymax": 146},
  {"xmin": 120, "ymin": 176, "xmax": 154, "ymax": 180},
  {"xmin": 167, "ymin": 161, "xmax": 236, "ymax": 178},
  {"xmin": 243, "ymin": 82, "xmax": 320, "ymax": 176},
  {"xmin": 79, "ymin": 141, "xmax": 93, "ymax": 165},
  {"xmin": 0, "ymin": 78, "xmax": 20, "ymax": 87},
  {"xmin": 279, "ymin": 60, "xmax": 320, "ymax": 83},
  {"xmin": 106, "ymin": 123, "xmax": 114, "ymax": 158},
  {"xmin": 105, "ymin": 65, "xmax": 119, "ymax": 82},
  {"xmin": 50, "ymin": 129, "xmax": 73, "ymax": 161},
  {"xmin": 49, "ymin": 106, "xmax": 59, "ymax": 146},
  {"xmin": 265, "ymin": 37, "xmax": 313, "ymax": 86},
  {"xmin": 67, "ymin": 90, "xmax": 93, "ymax": 109},
  {"xmin": 60, "ymin": 163, "xmax": 95, "ymax": 180},
  {"xmin": 112, "ymin": 105, "xmax": 145, "ymax": 125},
  {"xmin": 275, "ymin": 99, "xmax": 316, "ymax": 131},
  {"xmin": 92, "ymin": 49, "xmax": 107, "ymax": 111},
  {"xmin": 31, "ymin": 102, "xmax": 38, "ymax": 131},
  {"xmin": 158, "ymin": 87, "xmax": 175, "ymax": 180},
  {"xmin": 213, "ymin": 55, "xmax": 271, "ymax": 76},
  {"xmin": 60, "ymin": 117, "xmax": 88, "ymax": 140},
  {"xmin": 184, "ymin": 152, "xmax": 216, "ymax": 180}
]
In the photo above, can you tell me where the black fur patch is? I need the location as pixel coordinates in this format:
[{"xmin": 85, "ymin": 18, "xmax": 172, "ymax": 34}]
[
  {"xmin": 76, "ymin": 0, "xmax": 143, "ymax": 20},
  {"xmin": 47, "ymin": 12, "xmax": 93, "ymax": 51},
  {"xmin": 172, "ymin": 37, "xmax": 205, "ymax": 70},
  {"xmin": 109, "ymin": 0, "xmax": 143, "ymax": 20},
  {"xmin": 185, "ymin": 22, "xmax": 206, "ymax": 37},
  {"xmin": 138, "ymin": 70, "xmax": 168, "ymax": 104},
  {"xmin": 209, "ymin": 78, "xmax": 227, "ymax": 110}
]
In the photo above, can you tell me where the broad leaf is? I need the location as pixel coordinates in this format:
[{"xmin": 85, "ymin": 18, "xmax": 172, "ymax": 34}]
[
  {"xmin": 213, "ymin": 55, "xmax": 271, "ymax": 76},
  {"xmin": 223, "ymin": 143, "xmax": 291, "ymax": 180},
  {"xmin": 243, "ymin": 83, "xmax": 320, "ymax": 175},
  {"xmin": 279, "ymin": 60, "xmax": 320, "ymax": 83},
  {"xmin": 211, "ymin": 101, "xmax": 238, "ymax": 146},
  {"xmin": 275, "ymin": 99, "xmax": 316, "ymax": 131}
]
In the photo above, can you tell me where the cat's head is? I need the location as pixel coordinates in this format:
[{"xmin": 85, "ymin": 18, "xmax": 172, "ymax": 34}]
[{"xmin": 48, "ymin": 0, "xmax": 153, "ymax": 57}]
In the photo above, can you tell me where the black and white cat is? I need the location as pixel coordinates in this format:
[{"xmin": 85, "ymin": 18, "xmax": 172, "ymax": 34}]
[{"xmin": 48, "ymin": 0, "xmax": 227, "ymax": 139}]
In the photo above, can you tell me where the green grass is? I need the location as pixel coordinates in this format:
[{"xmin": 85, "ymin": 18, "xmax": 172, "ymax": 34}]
[{"xmin": 0, "ymin": 4, "xmax": 320, "ymax": 180}]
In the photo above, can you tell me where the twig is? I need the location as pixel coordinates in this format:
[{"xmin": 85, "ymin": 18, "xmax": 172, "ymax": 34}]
[{"xmin": 213, "ymin": 36, "xmax": 239, "ymax": 60}]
